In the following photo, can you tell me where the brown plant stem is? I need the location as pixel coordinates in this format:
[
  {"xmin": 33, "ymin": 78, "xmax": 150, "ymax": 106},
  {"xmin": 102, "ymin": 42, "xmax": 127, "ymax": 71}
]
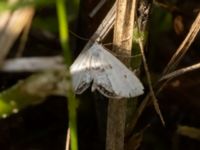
[{"xmin": 106, "ymin": 0, "xmax": 137, "ymax": 150}]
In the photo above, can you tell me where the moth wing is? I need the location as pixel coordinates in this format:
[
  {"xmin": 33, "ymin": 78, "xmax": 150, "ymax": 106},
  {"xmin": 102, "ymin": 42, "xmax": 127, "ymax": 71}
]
[
  {"xmin": 95, "ymin": 44, "xmax": 144, "ymax": 98},
  {"xmin": 89, "ymin": 43, "xmax": 119, "ymax": 98},
  {"xmin": 70, "ymin": 49, "xmax": 93, "ymax": 94},
  {"xmin": 70, "ymin": 42, "xmax": 144, "ymax": 98}
]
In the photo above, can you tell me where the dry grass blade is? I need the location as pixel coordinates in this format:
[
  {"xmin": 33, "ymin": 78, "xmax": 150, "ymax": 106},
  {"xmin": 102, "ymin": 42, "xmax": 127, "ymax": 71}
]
[
  {"xmin": 89, "ymin": 0, "xmax": 107, "ymax": 18},
  {"xmin": 95, "ymin": 2, "xmax": 116, "ymax": 42},
  {"xmin": 130, "ymin": 11, "xmax": 200, "ymax": 129},
  {"xmin": 1, "ymin": 56, "xmax": 65, "ymax": 72},
  {"xmin": 154, "ymin": 11, "xmax": 200, "ymax": 100},
  {"xmin": 138, "ymin": 40, "xmax": 165, "ymax": 125},
  {"xmin": 177, "ymin": 125, "xmax": 200, "ymax": 141},
  {"xmin": 163, "ymin": 12, "xmax": 200, "ymax": 74},
  {"xmin": 125, "ymin": 94, "xmax": 150, "ymax": 137},
  {"xmin": 125, "ymin": 125, "xmax": 150, "ymax": 150},
  {"xmin": 65, "ymin": 128, "xmax": 70, "ymax": 150},
  {"xmin": 16, "ymin": 15, "xmax": 33, "ymax": 57},
  {"xmin": 126, "ymin": 0, "xmax": 153, "ymax": 137},
  {"xmin": 0, "ymin": 6, "xmax": 35, "ymax": 65},
  {"xmin": 82, "ymin": 2, "xmax": 116, "ymax": 51},
  {"xmin": 160, "ymin": 62, "xmax": 200, "ymax": 81},
  {"xmin": 0, "ymin": 12, "xmax": 11, "ymax": 35}
]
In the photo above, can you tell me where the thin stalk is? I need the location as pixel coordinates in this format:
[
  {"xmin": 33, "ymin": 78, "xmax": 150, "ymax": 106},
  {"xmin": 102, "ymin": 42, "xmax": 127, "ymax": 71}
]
[
  {"xmin": 56, "ymin": 0, "xmax": 78, "ymax": 150},
  {"xmin": 56, "ymin": 0, "xmax": 71, "ymax": 65}
]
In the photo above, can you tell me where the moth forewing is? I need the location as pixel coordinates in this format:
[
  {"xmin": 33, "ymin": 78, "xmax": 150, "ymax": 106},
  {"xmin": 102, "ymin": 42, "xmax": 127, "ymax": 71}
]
[
  {"xmin": 90, "ymin": 48, "xmax": 118, "ymax": 98},
  {"xmin": 99, "ymin": 44, "xmax": 144, "ymax": 97},
  {"xmin": 70, "ymin": 42, "xmax": 144, "ymax": 98},
  {"xmin": 70, "ymin": 49, "xmax": 93, "ymax": 93}
]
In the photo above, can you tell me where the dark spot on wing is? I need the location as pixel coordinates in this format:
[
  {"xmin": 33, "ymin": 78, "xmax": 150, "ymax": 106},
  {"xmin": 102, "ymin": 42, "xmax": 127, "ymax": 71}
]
[
  {"xmin": 129, "ymin": 93, "xmax": 132, "ymax": 97},
  {"xmin": 99, "ymin": 68, "xmax": 105, "ymax": 72},
  {"xmin": 91, "ymin": 66, "xmax": 105, "ymax": 72},
  {"xmin": 98, "ymin": 85, "xmax": 117, "ymax": 97},
  {"xmin": 76, "ymin": 82, "xmax": 90, "ymax": 93},
  {"xmin": 92, "ymin": 66, "xmax": 100, "ymax": 70},
  {"xmin": 107, "ymin": 64, "xmax": 112, "ymax": 69},
  {"xmin": 124, "ymin": 75, "xmax": 127, "ymax": 78},
  {"xmin": 92, "ymin": 49, "xmax": 100, "ymax": 57}
]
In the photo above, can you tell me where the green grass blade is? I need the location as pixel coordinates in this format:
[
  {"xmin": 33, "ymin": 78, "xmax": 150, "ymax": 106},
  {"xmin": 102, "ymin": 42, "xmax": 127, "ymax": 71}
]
[{"xmin": 56, "ymin": 0, "xmax": 78, "ymax": 150}]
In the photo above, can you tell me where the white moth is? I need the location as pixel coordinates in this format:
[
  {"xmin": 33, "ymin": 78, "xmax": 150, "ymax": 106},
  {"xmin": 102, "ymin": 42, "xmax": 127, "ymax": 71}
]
[{"xmin": 70, "ymin": 42, "xmax": 144, "ymax": 99}]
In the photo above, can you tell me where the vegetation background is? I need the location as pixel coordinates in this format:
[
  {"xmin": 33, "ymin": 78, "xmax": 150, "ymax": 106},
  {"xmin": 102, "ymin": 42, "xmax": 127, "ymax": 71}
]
[{"xmin": 0, "ymin": 0, "xmax": 200, "ymax": 150}]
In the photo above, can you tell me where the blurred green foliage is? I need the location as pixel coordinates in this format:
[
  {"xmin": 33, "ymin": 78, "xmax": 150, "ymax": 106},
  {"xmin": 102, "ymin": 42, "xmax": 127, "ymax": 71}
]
[
  {"xmin": 0, "ymin": 0, "xmax": 55, "ymax": 12},
  {"xmin": 0, "ymin": 2, "xmax": 80, "ymax": 150}
]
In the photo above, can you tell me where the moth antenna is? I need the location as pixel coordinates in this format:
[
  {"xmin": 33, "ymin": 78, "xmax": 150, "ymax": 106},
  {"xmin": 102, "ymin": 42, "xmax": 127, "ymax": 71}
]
[{"xmin": 69, "ymin": 30, "xmax": 89, "ymax": 41}]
